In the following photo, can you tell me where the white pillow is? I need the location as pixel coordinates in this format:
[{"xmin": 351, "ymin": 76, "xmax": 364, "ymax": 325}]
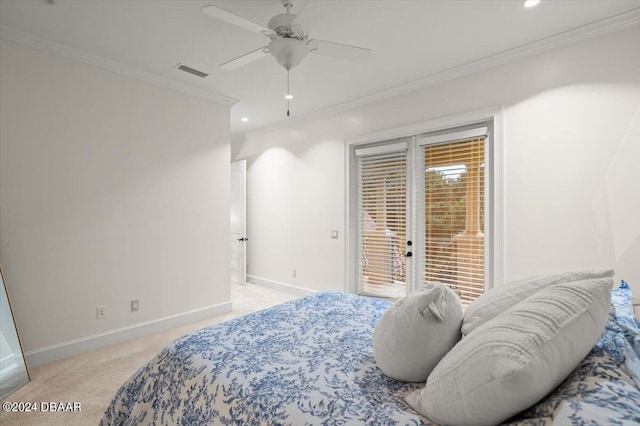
[
  {"xmin": 406, "ymin": 277, "xmax": 613, "ymax": 426},
  {"xmin": 461, "ymin": 269, "xmax": 613, "ymax": 337},
  {"xmin": 373, "ymin": 283, "xmax": 462, "ymax": 382}
]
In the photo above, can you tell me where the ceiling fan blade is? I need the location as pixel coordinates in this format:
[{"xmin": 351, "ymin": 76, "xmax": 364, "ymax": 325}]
[
  {"xmin": 220, "ymin": 47, "xmax": 269, "ymax": 71},
  {"xmin": 202, "ymin": 5, "xmax": 270, "ymax": 34},
  {"xmin": 308, "ymin": 39, "xmax": 371, "ymax": 63}
]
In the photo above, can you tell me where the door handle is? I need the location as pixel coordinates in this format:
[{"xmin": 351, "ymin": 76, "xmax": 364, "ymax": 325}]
[
  {"xmin": 237, "ymin": 237, "xmax": 248, "ymax": 242},
  {"xmin": 405, "ymin": 251, "xmax": 413, "ymax": 257}
]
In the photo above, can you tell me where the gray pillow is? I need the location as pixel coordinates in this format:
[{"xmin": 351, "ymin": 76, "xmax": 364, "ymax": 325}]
[
  {"xmin": 462, "ymin": 269, "xmax": 614, "ymax": 337},
  {"xmin": 373, "ymin": 283, "xmax": 463, "ymax": 382},
  {"xmin": 406, "ymin": 277, "xmax": 613, "ymax": 426}
]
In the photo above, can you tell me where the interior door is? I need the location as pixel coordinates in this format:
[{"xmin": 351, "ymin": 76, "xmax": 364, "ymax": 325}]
[{"xmin": 231, "ymin": 160, "xmax": 247, "ymax": 285}]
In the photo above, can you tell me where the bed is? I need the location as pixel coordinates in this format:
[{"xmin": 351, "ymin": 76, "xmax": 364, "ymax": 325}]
[{"xmin": 101, "ymin": 284, "xmax": 640, "ymax": 425}]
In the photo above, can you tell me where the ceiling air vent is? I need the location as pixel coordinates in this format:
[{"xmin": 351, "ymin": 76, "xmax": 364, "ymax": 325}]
[{"xmin": 175, "ymin": 63, "xmax": 209, "ymax": 79}]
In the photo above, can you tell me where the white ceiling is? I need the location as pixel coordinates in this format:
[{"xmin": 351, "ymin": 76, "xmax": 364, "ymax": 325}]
[{"xmin": 1, "ymin": 0, "xmax": 639, "ymax": 136}]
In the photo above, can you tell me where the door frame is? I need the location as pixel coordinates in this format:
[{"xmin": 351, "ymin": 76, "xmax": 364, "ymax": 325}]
[{"xmin": 345, "ymin": 107, "xmax": 504, "ymax": 295}]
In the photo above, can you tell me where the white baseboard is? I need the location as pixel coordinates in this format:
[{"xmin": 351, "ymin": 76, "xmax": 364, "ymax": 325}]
[
  {"xmin": 25, "ymin": 301, "xmax": 232, "ymax": 368},
  {"xmin": 247, "ymin": 275, "xmax": 317, "ymax": 297}
]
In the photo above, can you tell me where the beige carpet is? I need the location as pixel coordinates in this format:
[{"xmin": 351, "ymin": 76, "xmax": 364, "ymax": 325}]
[{"xmin": 0, "ymin": 283, "xmax": 299, "ymax": 426}]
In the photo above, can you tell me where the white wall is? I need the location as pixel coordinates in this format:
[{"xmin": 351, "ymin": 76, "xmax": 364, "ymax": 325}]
[
  {"xmin": 233, "ymin": 25, "xmax": 640, "ymax": 295},
  {"xmin": 597, "ymin": 105, "xmax": 640, "ymax": 291},
  {"xmin": 0, "ymin": 41, "xmax": 231, "ymax": 365}
]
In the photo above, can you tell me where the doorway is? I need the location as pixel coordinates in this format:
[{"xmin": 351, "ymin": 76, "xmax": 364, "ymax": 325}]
[{"xmin": 231, "ymin": 160, "xmax": 247, "ymax": 285}]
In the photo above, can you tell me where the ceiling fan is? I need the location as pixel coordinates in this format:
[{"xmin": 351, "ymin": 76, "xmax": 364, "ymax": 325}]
[{"xmin": 202, "ymin": 0, "xmax": 372, "ymax": 72}]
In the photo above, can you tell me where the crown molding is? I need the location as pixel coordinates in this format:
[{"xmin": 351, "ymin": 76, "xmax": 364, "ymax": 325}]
[
  {"xmin": 346, "ymin": 106, "xmax": 502, "ymax": 145},
  {"xmin": 0, "ymin": 25, "xmax": 238, "ymax": 107},
  {"xmin": 249, "ymin": 7, "xmax": 640, "ymax": 136}
]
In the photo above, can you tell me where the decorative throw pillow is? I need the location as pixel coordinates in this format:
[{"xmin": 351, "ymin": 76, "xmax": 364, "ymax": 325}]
[
  {"xmin": 373, "ymin": 282, "xmax": 463, "ymax": 382},
  {"xmin": 405, "ymin": 277, "xmax": 613, "ymax": 426},
  {"xmin": 461, "ymin": 269, "xmax": 614, "ymax": 337}
]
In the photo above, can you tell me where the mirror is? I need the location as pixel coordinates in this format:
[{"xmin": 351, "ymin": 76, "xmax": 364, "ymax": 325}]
[{"xmin": 0, "ymin": 264, "xmax": 29, "ymax": 398}]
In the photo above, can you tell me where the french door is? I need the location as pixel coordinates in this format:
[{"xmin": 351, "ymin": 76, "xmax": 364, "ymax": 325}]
[
  {"xmin": 353, "ymin": 127, "xmax": 489, "ymax": 303},
  {"xmin": 355, "ymin": 141, "xmax": 411, "ymax": 299}
]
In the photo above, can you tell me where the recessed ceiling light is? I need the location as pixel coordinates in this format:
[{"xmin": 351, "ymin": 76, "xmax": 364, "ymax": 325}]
[
  {"xmin": 241, "ymin": 117, "xmax": 249, "ymax": 122},
  {"xmin": 285, "ymin": 94, "xmax": 294, "ymax": 100},
  {"xmin": 523, "ymin": 0, "xmax": 540, "ymax": 8}
]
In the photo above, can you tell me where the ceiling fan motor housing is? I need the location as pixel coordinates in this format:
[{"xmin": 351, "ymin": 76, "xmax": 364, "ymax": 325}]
[{"xmin": 268, "ymin": 13, "xmax": 307, "ymax": 40}]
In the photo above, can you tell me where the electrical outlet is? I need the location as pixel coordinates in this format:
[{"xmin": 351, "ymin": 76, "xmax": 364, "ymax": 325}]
[
  {"xmin": 331, "ymin": 230, "xmax": 339, "ymax": 239},
  {"xmin": 292, "ymin": 269, "xmax": 296, "ymax": 278},
  {"xmin": 131, "ymin": 300, "xmax": 139, "ymax": 312},
  {"xmin": 96, "ymin": 305, "xmax": 107, "ymax": 319}
]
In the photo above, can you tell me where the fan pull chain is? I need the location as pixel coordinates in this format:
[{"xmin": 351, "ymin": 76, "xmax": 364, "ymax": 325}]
[{"xmin": 286, "ymin": 70, "xmax": 290, "ymax": 117}]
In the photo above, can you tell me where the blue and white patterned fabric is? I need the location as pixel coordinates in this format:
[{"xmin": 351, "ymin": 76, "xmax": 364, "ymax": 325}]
[
  {"xmin": 102, "ymin": 286, "xmax": 640, "ymax": 426},
  {"xmin": 101, "ymin": 292, "xmax": 425, "ymax": 425}
]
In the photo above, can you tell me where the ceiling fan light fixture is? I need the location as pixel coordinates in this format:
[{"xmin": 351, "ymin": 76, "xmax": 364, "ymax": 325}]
[{"xmin": 268, "ymin": 38, "xmax": 309, "ymax": 70}]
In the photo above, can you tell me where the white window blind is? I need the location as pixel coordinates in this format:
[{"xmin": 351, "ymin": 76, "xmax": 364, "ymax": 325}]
[
  {"xmin": 418, "ymin": 136, "xmax": 486, "ymax": 303},
  {"xmin": 357, "ymin": 147, "xmax": 407, "ymax": 298}
]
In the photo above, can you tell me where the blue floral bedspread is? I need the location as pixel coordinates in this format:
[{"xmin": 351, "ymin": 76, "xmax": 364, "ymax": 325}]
[
  {"xmin": 101, "ymin": 287, "xmax": 640, "ymax": 426},
  {"xmin": 101, "ymin": 292, "xmax": 425, "ymax": 425}
]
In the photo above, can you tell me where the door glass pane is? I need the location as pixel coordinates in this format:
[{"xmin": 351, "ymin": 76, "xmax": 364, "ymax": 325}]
[
  {"xmin": 422, "ymin": 137, "xmax": 485, "ymax": 304},
  {"xmin": 358, "ymin": 150, "xmax": 407, "ymax": 298}
]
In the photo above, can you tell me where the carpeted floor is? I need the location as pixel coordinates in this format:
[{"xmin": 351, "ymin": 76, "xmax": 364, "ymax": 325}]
[{"xmin": 0, "ymin": 283, "xmax": 299, "ymax": 426}]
